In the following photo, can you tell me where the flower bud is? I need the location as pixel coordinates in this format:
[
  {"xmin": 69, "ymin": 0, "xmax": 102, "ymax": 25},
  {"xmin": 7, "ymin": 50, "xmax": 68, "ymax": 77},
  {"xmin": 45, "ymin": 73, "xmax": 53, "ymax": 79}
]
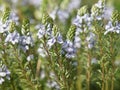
[
  {"xmin": 2, "ymin": 7, "xmax": 10, "ymax": 23},
  {"xmin": 67, "ymin": 25, "xmax": 76, "ymax": 41},
  {"xmin": 52, "ymin": 25, "xmax": 58, "ymax": 36},
  {"xmin": 9, "ymin": 22, "xmax": 16, "ymax": 33},
  {"xmin": 111, "ymin": 10, "xmax": 120, "ymax": 24},
  {"xmin": 22, "ymin": 18, "xmax": 30, "ymax": 35},
  {"xmin": 78, "ymin": 5, "xmax": 88, "ymax": 16},
  {"xmin": 42, "ymin": 13, "xmax": 53, "ymax": 25}
]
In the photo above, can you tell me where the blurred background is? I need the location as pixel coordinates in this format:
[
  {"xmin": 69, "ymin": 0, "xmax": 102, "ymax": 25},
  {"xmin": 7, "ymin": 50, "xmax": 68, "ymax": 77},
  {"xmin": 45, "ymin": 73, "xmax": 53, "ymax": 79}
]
[{"xmin": 0, "ymin": 0, "xmax": 120, "ymax": 20}]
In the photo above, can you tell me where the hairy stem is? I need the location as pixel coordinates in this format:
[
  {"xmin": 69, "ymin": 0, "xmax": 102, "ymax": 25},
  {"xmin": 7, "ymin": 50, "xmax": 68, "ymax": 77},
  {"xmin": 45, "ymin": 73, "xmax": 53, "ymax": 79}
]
[
  {"xmin": 87, "ymin": 51, "xmax": 91, "ymax": 90},
  {"xmin": 110, "ymin": 36, "xmax": 115, "ymax": 90}
]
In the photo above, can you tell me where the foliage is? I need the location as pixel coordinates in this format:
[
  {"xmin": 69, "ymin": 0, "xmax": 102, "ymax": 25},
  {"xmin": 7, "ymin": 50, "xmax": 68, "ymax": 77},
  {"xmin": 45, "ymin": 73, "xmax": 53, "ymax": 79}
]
[{"xmin": 0, "ymin": 0, "xmax": 120, "ymax": 90}]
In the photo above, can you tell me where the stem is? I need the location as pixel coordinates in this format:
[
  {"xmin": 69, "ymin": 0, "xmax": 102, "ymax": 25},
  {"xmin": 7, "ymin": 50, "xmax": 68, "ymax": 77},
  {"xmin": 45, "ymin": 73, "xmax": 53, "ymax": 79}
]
[
  {"xmin": 0, "ymin": 34, "xmax": 9, "ymax": 66},
  {"xmin": 101, "ymin": 62, "xmax": 105, "ymax": 90},
  {"xmin": 110, "ymin": 36, "xmax": 115, "ymax": 90},
  {"xmin": 105, "ymin": 77, "xmax": 108, "ymax": 90},
  {"xmin": 111, "ymin": 76, "xmax": 114, "ymax": 90},
  {"xmin": 11, "ymin": 77, "xmax": 16, "ymax": 90},
  {"xmin": 36, "ymin": 59, "xmax": 41, "ymax": 78},
  {"xmin": 13, "ymin": 46, "xmax": 35, "ymax": 89},
  {"xmin": 29, "ymin": 61, "xmax": 35, "ymax": 78},
  {"xmin": 42, "ymin": 37, "xmax": 64, "ymax": 89},
  {"xmin": 35, "ymin": 59, "xmax": 41, "ymax": 90},
  {"xmin": 1, "ymin": 35, "xmax": 15, "ymax": 89},
  {"xmin": 98, "ymin": 32, "xmax": 105, "ymax": 90},
  {"xmin": 87, "ymin": 51, "xmax": 91, "ymax": 90},
  {"xmin": 76, "ymin": 57, "xmax": 82, "ymax": 90}
]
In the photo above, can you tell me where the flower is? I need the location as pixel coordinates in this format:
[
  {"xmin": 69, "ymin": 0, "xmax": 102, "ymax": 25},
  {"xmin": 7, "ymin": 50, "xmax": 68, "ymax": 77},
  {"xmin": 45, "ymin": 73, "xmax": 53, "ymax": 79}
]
[
  {"xmin": 57, "ymin": 33, "xmax": 63, "ymax": 44},
  {"xmin": 86, "ymin": 32, "xmax": 96, "ymax": 49},
  {"xmin": 9, "ymin": 12, "xmax": 19, "ymax": 25},
  {"xmin": 0, "ymin": 64, "xmax": 10, "ymax": 84},
  {"xmin": 36, "ymin": 24, "xmax": 53, "ymax": 39},
  {"xmin": 38, "ymin": 44, "xmax": 47, "ymax": 57},
  {"xmin": 95, "ymin": 0, "xmax": 104, "ymax": 9},
  {"xmin": 5, "ymin": 31, "xmax": 20, "ymax": 44},
  {"xmin": 104, "ymin": 21, "xmax": 120, "ymax": 35},
  {"xmin": 0, "ymin": 20, "xmax": 10, "ymax": 33},
  {"xmin": 67, "ymin": 0, "xmax": 81, "ymax": 12},
  {"xmin": 62, "ymin": 40, "xmax": 76, "ymax": 58},
  {"xmin": 46, "ymin": 80, "xmax": 60, "ymax": 89},
  {"xmin": 36, "ymin": 24, "xmax": 46, "ymax": 39},
  {"xmin": 73, "ymin": 14, "xmax": 92, "ymax": 31},
  {"xmin": 91, "ymin": 58, "xmax": 98, "ymax": 64},
  {"xmin": 27, "ymin": 54, "xmax": 34, "ymax": 61},
  {"xmin": 57, "ymin": 10, "xmax": 69, "ymax": 23},
  {"xmin": 104, "ymin": 5, "xmax": 114, "ymax": 20},
  {"xmin": 0, "ymin": 78, "xmax": 4, "ymax": 84},
  {"xmin": 74, "ymin": 36, "xmax": 81, "ymax": 48},
  {"xmin": 19, "ymin": 35, "xmax": 34, "ymax": 52},
  {"xmin": 47, "ymin": 33, "xmax": 63, "ymax": 48},
  {"xmin": 47, "ymin": 37, "xmax": 56, "ymax": 48},
  {"xmin": 91, "ymin": 0, "xmax": 105, "ymax": 21}
]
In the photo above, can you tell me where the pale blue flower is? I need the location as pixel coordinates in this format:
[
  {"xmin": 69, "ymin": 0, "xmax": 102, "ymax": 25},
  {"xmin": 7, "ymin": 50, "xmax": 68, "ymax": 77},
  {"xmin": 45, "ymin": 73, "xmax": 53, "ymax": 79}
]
[
  {"xmin": 62, "ymin": 40, "xmax": 76, "ymax": 58},
  {"xmin": 57, "ymin": 10, "xmax": 69, "ymax": 23},
  {"xmin": 104, "ymin": 21, "xmax": 120, "ymax": 35},
  {"xmin": 95, "ymin": 0, "xmax": 104, "ymax": 9},
  {"xmin": 0, "ymin": 64, "xmax": 10, "ymax": 84},
  {"xmin": 47, "ymin": 33, "xmax": 63, "ymax": 48},
  {"xmin": 38, "ymin": 44, "xmax": 47, "ymax": 57},
  {"xmin": 5, "ymin": 31, "xmax": 20, "ymax": 44},
  {"xmin": 36, "ymin": 24, "xmax": 46, "ymax": 39},
  {"xmin": 65, "ymin": 53, "xmax": 76, "ymax": 58},
  {"xmin": 49, "ymin": 8, "xmax": 57, "ymax": 20},
  {"xmin": 67, "ymin": 0, "xmax": 81, "ymax": 12},
  {"xmin": 46, "ymin": 24, "xmax": 52, "ymax": 36},
  {"xmin": 36, "ymin": 24, "xmax": 52, "ymax": 39},
  {"xmin": 104, "ymin": 6, "xmax": 113, "ymax": 20},
  {"xmin": 46, "ymin": 80, "xmax": 60, "ymax": 89},
  {"xmin": 47, "ymin": 37, "xmax": 56, "ymax": 48},
  {"xmin": 0, "ymin": 78, "xmax": 4, "ymax": 84},
  {"xmin": 27, "ymin": 54, "xmax": 34, "ymax": 61},
  {"xmin": 86, "ymin": 32, "xmax": 96, "ymax": 49},
  {"xmin": 91, "ymin": 0, "xmax": 105, "ymax": 21},
  {"xmin": 73, "ymin": 14, "xmax": 92, "ymax": 30},
  {"xmin": 19, "ymin": 35, "xmax": 34, "ymax": 52},
  {"xmin": 57, "ymin": 33, "xmax": 63, "ymax": 44},
  {"xmin": 74, "ymin": 36, "xmax": 81, "ymax": 48},
  {"xmin": 91, "ymin": 58, "xmax": 98, "ymax": 64},
  {"xmin": 9, "ymin": 12, "xmax": 19, "ymax": 25},
  {"xmin": 0, "ymin": 20, "xmax": 10, "ymax": 33}
]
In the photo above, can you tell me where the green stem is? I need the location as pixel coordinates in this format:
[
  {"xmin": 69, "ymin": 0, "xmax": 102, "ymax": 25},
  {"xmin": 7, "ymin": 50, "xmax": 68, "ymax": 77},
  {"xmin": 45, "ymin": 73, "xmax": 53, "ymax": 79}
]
[
  {"xmin": 13, "ymin": 46, "xmax": 35, "ymax": 89},
  {"xmin": 105, "ymin": 76, "xmax": 108, "ymax": 90},
  {"xmin": 98, "ymin": 31, "xmax": 105, "ymax": 90},
  {"xmin": 87, "ymin": 51, "xmax": 91, "ymax": 90},
  {"xmin": 101, "ymin": 62, "xmax": 105, "ymax": 90},
  {"xmin": 36, "ymin": 59, "xmax": 41, "ymax": 78},
  {"xmin": 105, "ymin": 65, "xmax": 108, "ymax": 90},
  {"xmin": 111, "ymin": 76, "xmax": 114, "ymax": 90},
  {"xmin": 76, "ymin": 60, "xmax": 82, "ymax": 90},
  {"xmin": 11, "ymin": 77, "xmax": 16, "ymax": 90},
  {"xmin": 110, "ymin": 36, "xmax": 115, "ymax": 90}
]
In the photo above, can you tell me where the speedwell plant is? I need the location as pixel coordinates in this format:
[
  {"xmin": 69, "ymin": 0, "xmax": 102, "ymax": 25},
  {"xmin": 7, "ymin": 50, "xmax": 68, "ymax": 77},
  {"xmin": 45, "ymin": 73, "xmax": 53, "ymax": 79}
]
[{"xmin": 0, "ymin": 0, "xmax": 120, "ymax": 90}]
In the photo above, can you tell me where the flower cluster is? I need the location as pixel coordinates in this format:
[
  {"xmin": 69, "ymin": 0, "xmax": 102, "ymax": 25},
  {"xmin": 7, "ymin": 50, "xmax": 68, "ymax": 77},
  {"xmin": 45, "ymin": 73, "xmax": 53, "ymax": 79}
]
[
  {"xmin": 62, "ymin": 40, "xmax": 76, "ymax": 58},
  {"xmin": 0, "ymin": 63, "xmax": 10, "ymax": 84},
  {"xmin": 104, "ymin": 21, "xmax": 120, "ymax": 35},
  {"xmin": 91, "ymin": 0, "xmax": 105, "ymax": 20},
  {"xmin": 0, "ymin": 0, "xmax": 120, "ymax": 90}
]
